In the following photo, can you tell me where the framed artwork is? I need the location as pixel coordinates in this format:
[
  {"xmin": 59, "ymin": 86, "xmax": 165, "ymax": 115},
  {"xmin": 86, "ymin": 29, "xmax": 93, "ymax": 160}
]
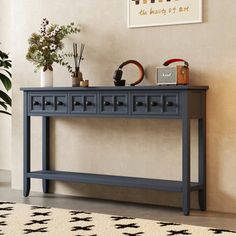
[{"xmin": 128, "ymin": 0, "xmax": 203, "ymax": 28}]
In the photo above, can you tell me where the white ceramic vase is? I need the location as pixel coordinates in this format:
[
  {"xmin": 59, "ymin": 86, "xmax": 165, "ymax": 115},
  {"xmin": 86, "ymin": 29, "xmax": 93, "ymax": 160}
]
[{"xmin": 40, "ymin": 67, "xmax": 53, "ymax": 87}]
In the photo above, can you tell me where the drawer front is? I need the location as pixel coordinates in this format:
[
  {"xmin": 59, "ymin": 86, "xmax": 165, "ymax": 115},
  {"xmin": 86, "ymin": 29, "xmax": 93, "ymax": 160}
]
[
  {"xmin": 163, "ymin": 94, "xmax": 179, "ymax": 114},
  {"xmin": 28, "ymin": 91, "xmax": 179, "ymax": 116},
  {"xmin": 132, "ymin": 94, "xmax": 147, "ymax": 114},
  {"xmin": 70, "ymin": 94, "xmax": 97, "ymax": 114},
  {"xmin": 148, "ymin": 95, "xmax": 162, "ymax": 113},
  {"xmin": 30, "ymin": 95, "xmax": 43, "ymax": 112},
  {"xmin": 131, "ymin": 93, "xmax": 179, "ymax": 115},
  {"xmin": 29, "ymin": 93, "xmax": 68, "ymax": 114},
  {"xmin": 100, "ymin": 93, "xmax": 128, "ymax": 114},
  {"xmin": 43, "ymin": 96, "xmax": 54, "ymax": 112},
  {"xmin": 55, "ymin": 95, "xmax": 67, "ymax": 112}
]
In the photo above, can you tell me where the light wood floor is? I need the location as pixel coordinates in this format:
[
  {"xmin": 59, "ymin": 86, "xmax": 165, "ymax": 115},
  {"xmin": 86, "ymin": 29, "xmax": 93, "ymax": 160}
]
[{"xmin": 1, "ymin": 170, "xmax": 236, "ymax": 231}]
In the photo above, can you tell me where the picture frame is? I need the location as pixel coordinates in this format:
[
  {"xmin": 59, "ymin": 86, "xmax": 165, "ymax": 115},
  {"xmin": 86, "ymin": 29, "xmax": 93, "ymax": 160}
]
[{"xmin": 127, "ymin": 0, "xmax": 203, "ymax": 28}]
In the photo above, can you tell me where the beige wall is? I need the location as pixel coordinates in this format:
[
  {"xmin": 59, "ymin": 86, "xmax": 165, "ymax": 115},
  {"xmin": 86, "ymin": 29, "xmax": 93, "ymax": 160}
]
[
  {"xmin": 11, "ymin": 0, "xmax": 236, "ymax": 214},
  {"xmin": 0, "ymin": 0, "xmax": 12, "ymax": 170}
]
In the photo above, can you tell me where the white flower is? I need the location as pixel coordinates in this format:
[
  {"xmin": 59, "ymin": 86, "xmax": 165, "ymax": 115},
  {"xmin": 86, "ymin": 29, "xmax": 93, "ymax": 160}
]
[
  {"xmin": 42, "ymin": 46, "xmax": 48, "ymax": 50},
  {"xmin": 49, "ymin": 44, "xmax": 56, "ymax": 51},
  {"xmin": 41, "ymin": 18, "xmax": 49, "ymax": 26},
  {"xmin": 39, "ymin": 38, "xmax": 44, "ymax": 43},
  {"xmin": 50, "ymin": 31, "xmax": 56, "ymax": 37},
  {"xmin": 55, "ymin": 26, "xmax": 60, "ymax": 32},
  {"xmin": 40, "ymin": 27, "xmax": 45, "ymax": 33}
]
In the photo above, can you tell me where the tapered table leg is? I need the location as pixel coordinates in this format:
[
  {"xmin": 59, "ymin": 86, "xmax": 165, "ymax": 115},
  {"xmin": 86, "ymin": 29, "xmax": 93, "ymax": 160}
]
[
  {"xmin": 23, "ymin": 94, "xmax": 31, "ymax": 197},
  {"xmin": 198, "ymin": 118, "xmax": 206, "ymax": 211},
  {"xmin": 42, "ymin": 116, "xmax": 50, "ymax": 193},
  {"xmin": 182, "ymin": 117, "xmax": 190, "ymax": 216}
]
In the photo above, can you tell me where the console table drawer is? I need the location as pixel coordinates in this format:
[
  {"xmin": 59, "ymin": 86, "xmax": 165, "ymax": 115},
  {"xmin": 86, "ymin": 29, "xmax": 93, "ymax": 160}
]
[
  {"xmin": 100, "ymin": 93, "xmax": 128, "ymax": 114},
  {"xmin": 69, "ymin": 94, "xmax": 97, "ymax": 114},
  {"xmin": 163, "ymin": 94, "xmax": 179, "ymax": 114},
  {"xmin": 29, "ymin": 94, "xmax": 68, "ymax": 114},
  {"xmin": 131, "ymin": 93, "xmax": 179, "ymax": 115}
]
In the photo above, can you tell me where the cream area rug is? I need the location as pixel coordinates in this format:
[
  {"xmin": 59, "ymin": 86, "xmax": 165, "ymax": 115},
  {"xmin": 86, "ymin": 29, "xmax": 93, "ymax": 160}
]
[{"xmin": 0, "ymin": 201, "xmax": 235, "ymax": 236}]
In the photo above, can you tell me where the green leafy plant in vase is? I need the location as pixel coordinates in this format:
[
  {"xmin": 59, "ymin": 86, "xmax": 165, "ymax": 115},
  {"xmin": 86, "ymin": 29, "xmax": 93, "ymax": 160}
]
[
  {"xmin": 0, "ymin": 49, "xmax": 12, "ymax": 115},
  {"xmin": 26, "ymin": 18, "xmax": 80, "ymax": 87},
  {"xmin": 58, "ymin": 42, "xmax": 85, "ymax": 87}
]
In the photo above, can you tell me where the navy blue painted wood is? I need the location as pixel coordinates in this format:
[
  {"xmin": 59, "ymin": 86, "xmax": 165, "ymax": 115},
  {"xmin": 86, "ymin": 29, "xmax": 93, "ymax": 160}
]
[
  {"xmin": 29, "ymin": 93, "xmax": 68, "ymax": 114},
  {"xmin": 42, "ymin": 117, "xmax": 50, "ymax": 193},
  {"xmin": 69, "ymin": 93, "xmax": 97, "ymax": 114},
  {"xmin": 198, "ymin": 93, "xmax": 207, "ymax": 211},
  {"xmin": 21, "ymin": 85, "xmax": 208, "ymax": 91},
  {"xmin": 23, "ymin": 92, "xmax": 31, "ymax": 197},
  {"xmin": 182, "ymin": 92, "xmax": 191, "ymax": 216},
  {"xmin": 21, "ymin": 86, "xmax": 208, "ymax": 215},
  {"xmin": 100, "ymin": 92, "xmax": 128, "ymax": 115},
  {"xmin": 27, "ymin": 170, "xmax": 203, "ymax": 192}
]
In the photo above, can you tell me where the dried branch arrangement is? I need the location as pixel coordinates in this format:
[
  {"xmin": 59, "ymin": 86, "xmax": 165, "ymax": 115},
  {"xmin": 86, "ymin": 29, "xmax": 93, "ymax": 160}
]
[{"xmin": 58, "ymin": 43, "xmax": 85, "ymax": 77}]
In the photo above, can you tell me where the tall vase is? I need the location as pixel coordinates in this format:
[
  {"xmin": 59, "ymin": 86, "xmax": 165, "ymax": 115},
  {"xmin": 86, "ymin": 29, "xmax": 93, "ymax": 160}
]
[{"xmin": 40, "ymin": 67, "xmax": 53, "ymax": 87}]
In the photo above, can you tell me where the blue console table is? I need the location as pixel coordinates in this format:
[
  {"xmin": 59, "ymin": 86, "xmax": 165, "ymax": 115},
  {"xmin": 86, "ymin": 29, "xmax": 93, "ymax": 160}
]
[{"xmin": 21, "ymin": 85, "xmax": 208, "ymax": 215}]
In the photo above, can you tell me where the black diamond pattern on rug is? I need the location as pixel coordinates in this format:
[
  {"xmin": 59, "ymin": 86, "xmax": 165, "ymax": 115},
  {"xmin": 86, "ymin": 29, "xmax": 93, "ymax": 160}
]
[
  {"xmin": 76, "ymin": 235, "xmax": 97, "ymax": 236},
  {"xmin": 0, "ymin": 201, "xmax": 235, "ymax": 235},
  {"xmin": 0, "ymin": 202, "xmax": 14, "ymax": 236},
  {"xmin": 24, "ymin": 227, "xmax": 48, "ymax": 234},
  {"xmin": 0, "ymin": 214, "xmax": 9, "ymax": 219},
  {"xmin": 71, "ymin": 225, "xmax": 95, "ymax": 231},
  {"xmin": 158, "ymin": 222, "xmax": 181, "ymax": 227},
  {"xmin": 111, "ymin": 216, "xmax": 135, "ymax": 221},
  {"xmin": 31, "ymin": 206, "xmax": 51, "ymax": 210},
  {"xmin": 23, "ymin": 205, "xmax": 52, "ymax": 234},
  {"xmin": 123, "ymin": 232, "xmax": 144, "ymax": 236},
  {"xmin": 209, "ymin": 228, "xmax": 236, "ymax": 234},
  {"xmin": 0, "ymin": 207, "xmax": 13, "ymax": 211},
  {"xmin": 167, "ymin": 229, "xmax": 192, "ymax": 235},
  {"xmin": 115, "ymin": 223, "xmax": 140, "ymax": 229},
  {"xmin": 31, "ymin": 211, "xmax": 51, "ymax": 217},
  {"xmin": 25, "ymin": 219, "xmax": 50, "ymax": 226},
  {"xmin": 70, "ymin": 210, "xmax": 91, "ymax": 215},
  {"xmin": 69, "ymin": 210, "xmax": 95, "ymax": 235},
  {"xmin": 69, "ymin": 217, "xmax": 92, "ymax": 222},
  {"xmin": 0, "ymin": 221, "xmax": 6, "ymax": 226}
]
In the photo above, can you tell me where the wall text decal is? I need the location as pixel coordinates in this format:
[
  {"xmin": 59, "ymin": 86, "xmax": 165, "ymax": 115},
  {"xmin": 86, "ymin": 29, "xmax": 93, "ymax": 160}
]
[{"xmin": 128, "ymin": 0, "xmax": 202, "ymax": 28}]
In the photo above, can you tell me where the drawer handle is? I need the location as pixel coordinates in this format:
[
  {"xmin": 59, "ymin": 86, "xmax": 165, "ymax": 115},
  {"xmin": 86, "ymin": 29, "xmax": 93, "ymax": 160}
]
[
  {"xmin": 103, "ymin": 101, "xmax": 110, "ymax": 106},
  {"xmin": 74, "ymin": 101, "xmax": 81, "ymax": 106},
  {"xmin": 57, "ymin": 101, "xmax": 64, "ymax": 106},
  {"xmin": 33, "ymin": 101, "xmax": 40, "ymax": 106},
  {"xmin": 86, "ymin": 101, "xmax": 92, "ymax": 106},
  {"xmin": 45, "ymin": 101, "xmax": 52, "ymax": 106},
  {"xmin": 150, "ymin": 101, "xmax": 158, "ymax": 106},
  {"xmin": 166, "ymin": 101, "xmax": 174, "ymax": 107},
  {"xmin": 116, "ymin": 101, "xmax": 123, "ymax": 106},
  {"xmin": 136, "ymin": 101, "xmax": 143, "ymax": 106}
]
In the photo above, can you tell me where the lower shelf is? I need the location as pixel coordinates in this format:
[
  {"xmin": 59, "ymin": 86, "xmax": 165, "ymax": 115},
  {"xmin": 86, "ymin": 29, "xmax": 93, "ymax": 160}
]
[{"xmin": 28, "ymin": 170, "xmax": 203, "ymax": 192}]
